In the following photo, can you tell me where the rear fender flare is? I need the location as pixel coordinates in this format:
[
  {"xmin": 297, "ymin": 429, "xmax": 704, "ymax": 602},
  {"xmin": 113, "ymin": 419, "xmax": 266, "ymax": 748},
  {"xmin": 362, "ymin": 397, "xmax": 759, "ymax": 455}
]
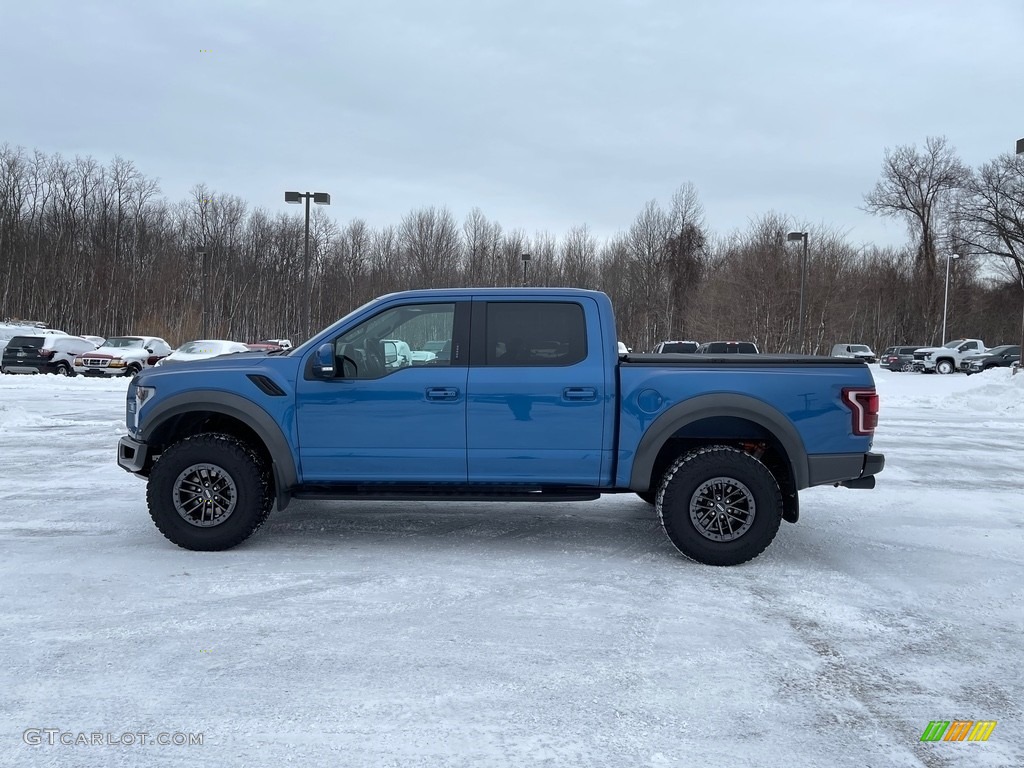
[{"xmin": 628, "ymin": 393, "xmax": 808, "ymax": 491}]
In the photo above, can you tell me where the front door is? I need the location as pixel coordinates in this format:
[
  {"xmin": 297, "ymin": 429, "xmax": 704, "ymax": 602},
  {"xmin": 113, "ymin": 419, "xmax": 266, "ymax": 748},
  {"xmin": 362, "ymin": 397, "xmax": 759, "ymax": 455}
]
[{"xmin": 296, "ymin": 301, "xmax": 469, "ymax": 483}]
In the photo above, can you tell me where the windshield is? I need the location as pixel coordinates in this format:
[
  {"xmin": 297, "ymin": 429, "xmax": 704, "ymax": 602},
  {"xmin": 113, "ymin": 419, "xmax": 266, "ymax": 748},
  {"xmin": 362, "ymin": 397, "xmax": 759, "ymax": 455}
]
[
  {"xmin": 942, "ymin": 340, "xmax": 963, "ymax": 348},
  {"xmin": 104, "ymin": 337, "xmax": 145, "ymax": 349},
  {"xmin": 178, "ymin": 341, "xmax": 225, "ymax": 354}
]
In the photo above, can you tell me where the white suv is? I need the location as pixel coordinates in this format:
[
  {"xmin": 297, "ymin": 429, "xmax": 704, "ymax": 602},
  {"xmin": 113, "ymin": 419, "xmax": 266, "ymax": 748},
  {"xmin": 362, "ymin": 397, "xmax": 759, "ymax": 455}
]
[{"xmin": 73, "ymin": 336, "xmax": 173, "ymax": 377}]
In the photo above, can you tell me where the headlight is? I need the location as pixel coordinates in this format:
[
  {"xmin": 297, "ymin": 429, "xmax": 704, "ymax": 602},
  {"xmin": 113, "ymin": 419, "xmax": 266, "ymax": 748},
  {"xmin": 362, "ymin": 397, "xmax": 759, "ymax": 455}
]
[
  {"xmin": 108, "ymin": 359, "xmax": 126, "ymax": 368},
  {"xmin": 136, "ymin": 386, "xmax": 155, "ymax": 406},
  {"xmin": 74, "ymin": 357, "xmax": 84, "ymax": 366}
]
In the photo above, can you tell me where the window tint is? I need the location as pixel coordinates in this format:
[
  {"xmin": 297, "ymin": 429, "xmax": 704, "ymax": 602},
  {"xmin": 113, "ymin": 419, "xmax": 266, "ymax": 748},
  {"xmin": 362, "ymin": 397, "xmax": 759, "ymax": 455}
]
[
  {"xmin": 333, "ymin": 303, "xmax": 456, "ymax": 379},
  {"xmin": 485, "ymin": 302, "xmax": 586, "ymax": 366},
  {"xmin": 7, "ymin": 336, "xmax": 44, "ymax": 349},
  {"xmin": 661, "ymin": 342, "xmax": 698, "ymax": 353}
]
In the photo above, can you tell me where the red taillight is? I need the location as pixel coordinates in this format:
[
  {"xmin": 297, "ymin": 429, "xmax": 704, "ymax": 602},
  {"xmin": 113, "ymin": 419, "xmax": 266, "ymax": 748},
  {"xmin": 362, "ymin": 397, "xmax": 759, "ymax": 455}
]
[
  {"xmin": 146, "ymin": 355, "xmax": 161, "ymax": 366},
  {"xmin": 842, "ymin": 387, "xmax": 878, "ymax": 436},
  {"xmin": 38, "ymin": 349, "xmax": 55, "ymax": 358}
]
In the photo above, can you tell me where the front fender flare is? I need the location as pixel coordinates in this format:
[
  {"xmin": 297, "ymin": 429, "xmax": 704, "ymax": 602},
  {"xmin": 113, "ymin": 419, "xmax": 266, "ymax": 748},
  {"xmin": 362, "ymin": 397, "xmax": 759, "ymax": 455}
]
[
  {"xmin": 141, "ymin": 390, "xmax": 297, "ymax": 503},
  {"xmin": 628, "ymin": 393, "xmax": 809, "ymax": 491}
]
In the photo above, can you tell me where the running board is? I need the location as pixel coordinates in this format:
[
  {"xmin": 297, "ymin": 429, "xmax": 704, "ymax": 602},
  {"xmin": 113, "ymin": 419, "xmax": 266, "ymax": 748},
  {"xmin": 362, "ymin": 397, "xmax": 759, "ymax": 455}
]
[{"xmin": 291, "ymin": 484, "xmax": 601, "ymax": 503}]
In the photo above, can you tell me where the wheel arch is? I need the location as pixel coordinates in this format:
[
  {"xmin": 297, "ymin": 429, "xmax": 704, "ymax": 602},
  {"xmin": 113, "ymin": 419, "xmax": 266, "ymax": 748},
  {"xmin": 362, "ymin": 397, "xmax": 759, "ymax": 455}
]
[
  {"xmin": 628, "ymin": 394, "xmax": 808, "ymax": 501},
  {"xmin": 141, "ymin": 391, "xmax": 296, "ymax": 510}
]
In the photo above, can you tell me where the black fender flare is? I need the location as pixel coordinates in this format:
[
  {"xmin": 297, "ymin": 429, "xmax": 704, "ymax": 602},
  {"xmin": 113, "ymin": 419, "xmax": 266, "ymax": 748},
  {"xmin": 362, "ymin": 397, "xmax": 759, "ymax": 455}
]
[
  {"xmin": 141, "ymin": 390, "xmax": 297, "ymax": 507},
  {"xmin": 628, "ymin": 393, "xmax": 808, "ymax": 491}
]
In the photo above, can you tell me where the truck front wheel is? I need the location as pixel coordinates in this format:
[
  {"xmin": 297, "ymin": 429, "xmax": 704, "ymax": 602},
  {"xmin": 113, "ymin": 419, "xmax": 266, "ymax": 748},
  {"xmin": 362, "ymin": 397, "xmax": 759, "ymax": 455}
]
[
  {"xmin": 657, "ymin": 446, "xmax": 783, "ymax": 566},
  {"xmin": 935, "ymin": 359, "xmax": 955, "ymax": 375},
  {"xmin": 147, "ymin": 433, "xmax": 273, "ymax": 550}
]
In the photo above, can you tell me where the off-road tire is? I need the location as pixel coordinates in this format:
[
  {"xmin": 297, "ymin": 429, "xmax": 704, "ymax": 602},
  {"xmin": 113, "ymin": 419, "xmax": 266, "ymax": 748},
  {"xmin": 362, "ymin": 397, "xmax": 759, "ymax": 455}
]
[
  {"xmin": 147, "ymin": 433, "xmax": 273, "ymax": 551},
  {"xmin": 656, "ymin": 445, "xmax": 783, "ymax": 566}
]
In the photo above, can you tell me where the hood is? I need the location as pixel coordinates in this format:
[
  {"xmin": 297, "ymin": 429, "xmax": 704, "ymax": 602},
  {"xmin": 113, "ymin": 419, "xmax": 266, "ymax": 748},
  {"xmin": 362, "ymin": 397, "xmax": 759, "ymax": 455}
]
[
  {"xmin": 139, "ymin": 350, "xmax": 272, "ymax": 380},
  {"xmin": 86, "ymin": 344, "xmax": 148, "ymax": 358}
]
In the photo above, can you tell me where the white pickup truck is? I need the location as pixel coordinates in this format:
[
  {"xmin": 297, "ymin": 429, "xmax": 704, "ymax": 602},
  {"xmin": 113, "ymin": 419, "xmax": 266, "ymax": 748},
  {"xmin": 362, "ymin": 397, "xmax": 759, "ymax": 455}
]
[{"xmin": 911, "ymin": 339, "xmax": 986, "ymax": 374}]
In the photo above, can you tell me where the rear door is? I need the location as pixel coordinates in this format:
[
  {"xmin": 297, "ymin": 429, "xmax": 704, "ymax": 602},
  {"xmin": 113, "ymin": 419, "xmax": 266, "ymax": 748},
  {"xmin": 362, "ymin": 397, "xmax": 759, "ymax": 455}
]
[{"xmin": 466, "ymin": 298, "xmax": 606, "ymax": 485}]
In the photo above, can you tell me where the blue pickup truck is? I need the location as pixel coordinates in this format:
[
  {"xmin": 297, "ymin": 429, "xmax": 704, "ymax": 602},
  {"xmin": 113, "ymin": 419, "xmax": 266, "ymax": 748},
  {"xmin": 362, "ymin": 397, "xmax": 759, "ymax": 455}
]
[{"xmin": 118, "ymin": 288, "xmax": 883, "ymax": 565}]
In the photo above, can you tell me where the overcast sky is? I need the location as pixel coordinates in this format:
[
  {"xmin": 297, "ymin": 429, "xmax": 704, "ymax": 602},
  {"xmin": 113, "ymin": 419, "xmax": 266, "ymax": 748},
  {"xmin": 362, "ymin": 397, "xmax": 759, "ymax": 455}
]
[{"xmin": 4, "ymin": 0, "xmax": 1023, "ymax": 249}]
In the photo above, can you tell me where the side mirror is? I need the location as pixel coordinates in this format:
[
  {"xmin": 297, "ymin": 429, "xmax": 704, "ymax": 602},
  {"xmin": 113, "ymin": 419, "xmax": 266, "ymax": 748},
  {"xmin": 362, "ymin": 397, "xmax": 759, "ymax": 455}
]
[
  {"xmin": 145, "ymin": 348, "xmax": 154, "ymax": 354},
  {"xmin": 313, "ymin": 342, "xmax": 336, "ymax": 379},
  {"xmin": 383, "ymin": 341, "xmax": 398, "ymax": 367}
]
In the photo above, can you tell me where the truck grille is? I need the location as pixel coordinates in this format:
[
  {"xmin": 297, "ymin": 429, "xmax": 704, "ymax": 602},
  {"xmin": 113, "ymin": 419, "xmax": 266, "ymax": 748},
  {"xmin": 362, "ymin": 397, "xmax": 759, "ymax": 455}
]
[
  {"xmin": 913, "ymin": 352, "xmax": 927, "ymax": 361},
  {"xmin": 82, "ymin": 358, "xmax": 110, "ymax": 367}
]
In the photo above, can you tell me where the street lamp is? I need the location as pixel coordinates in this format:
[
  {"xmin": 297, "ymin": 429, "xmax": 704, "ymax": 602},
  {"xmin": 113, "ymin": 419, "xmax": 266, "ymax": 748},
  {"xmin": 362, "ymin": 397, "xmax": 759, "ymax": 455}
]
[
  {"xmin": 786, "ymin": 231, "xmax": 809, "ymax": 353},
  {"xmin": 941, "ymin": 253, "xmax": 960, "ymax": 345},
  {"xmin": 521, "ymin": 253, "xmax": 531, "ymax": 286},
  {"xmin": 285, "ymin": 190, "xmax": 331, "ymax": 339},
  {"xmin": 1014, "ymin": 138, "xmax": 1024, "ymax": 373},
  {"xmin": 196, "ymin": 249, "xmax": 208, "ymax": 337}
]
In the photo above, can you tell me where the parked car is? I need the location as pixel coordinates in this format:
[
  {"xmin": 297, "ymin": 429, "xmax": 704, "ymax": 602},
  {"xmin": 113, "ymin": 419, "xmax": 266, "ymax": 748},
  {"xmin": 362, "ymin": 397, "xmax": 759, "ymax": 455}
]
[
  {"xmin": 1, "ymin": 334, "xmax": 98, "ymax": 376},
  {"xmin": 117, "ymin": 287, "xmax": 883, "ymax": 566},
  {"xmin": 0, "ymin": 323, "xmax": 67, "ymax": 354},
  {"xmin": 696, "ymin": 341, "xmax": 759, "ymax": 354},
  {"xmin": 911, "ymin": 339, "xmax": 986, "ymax": 374},
  {"xmin": 960, "ymin": 345, "xmax": 1021, "ymax": 374},
  {"xmin": 830, "ymin": 344, "xmax": 877, "ymax": 363},
  {"xmin": 79, "ymin": 335, "xmax": 106, "ymax": 347},
  {"xmin": 651, "ymin": 340, "xmax": 700, "ymax": 353},
  {"xmin": 880, "ymin": 345, "xmax": 925, "ymax": 372},
  {"xmin": 259, "ymin": 338, "xmax": 292, "ymax": 350},
  {"xmin": 73, "ymin": 336, "xmax": 173, "ymax": 377},
  {"xmin": 156, "ymin": 340, "xmax": 250, "ymax": 367},
  {"xmin": 245, "ymin": 342, "xmax": 283, "ymax": 353}
]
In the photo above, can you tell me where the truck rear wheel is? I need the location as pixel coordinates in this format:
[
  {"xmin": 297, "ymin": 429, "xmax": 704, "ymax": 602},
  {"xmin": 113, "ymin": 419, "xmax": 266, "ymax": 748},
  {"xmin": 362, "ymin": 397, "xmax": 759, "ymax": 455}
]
[
  {"xmin": 657, "ymin": 446, "xmax": 783, "ymax": 566},
  {"xmin": 147, "ymin": 433, "xmax": 273, "ymax": 551}
]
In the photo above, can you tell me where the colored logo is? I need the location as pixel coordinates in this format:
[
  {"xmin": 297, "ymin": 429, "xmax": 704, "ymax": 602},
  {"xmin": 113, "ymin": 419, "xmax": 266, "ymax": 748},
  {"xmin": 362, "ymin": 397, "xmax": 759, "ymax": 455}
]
[{"xmin": 920, "ymin": 720, "xmax": 996, "ymax": 742}]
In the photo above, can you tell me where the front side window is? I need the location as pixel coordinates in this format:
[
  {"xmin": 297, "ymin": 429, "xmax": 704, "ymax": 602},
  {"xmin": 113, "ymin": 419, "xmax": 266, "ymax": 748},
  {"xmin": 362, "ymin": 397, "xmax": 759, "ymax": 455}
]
[
  {"xmin": 484, "ymin": 302, "xmax": 586, "ymax": 367},
  {"xmin": 333, "ymin": 303, "xmax": 456, "ymax": 379}
]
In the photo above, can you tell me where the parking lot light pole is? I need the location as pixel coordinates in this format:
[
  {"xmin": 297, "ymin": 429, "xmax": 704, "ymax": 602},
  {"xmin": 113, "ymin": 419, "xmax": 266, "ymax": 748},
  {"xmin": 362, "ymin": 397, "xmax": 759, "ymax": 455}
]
[
  {"xmin": 786, "ymin": 231, "xmax": 808, "ymax": 353},
  {"xmin": 521, "ymin": 253, "xmax": 531, "ymax": 286},
  {"xmin": 941, "ymin": 253, "xmax": 960, "ymax": 345},
  {"xmin": 1015, "ymin": 139, "xmax": 1024, "ymax": 373},
  {"xmin": 285, "ymin": 191, "xmax": 331, "ymax": 339}
]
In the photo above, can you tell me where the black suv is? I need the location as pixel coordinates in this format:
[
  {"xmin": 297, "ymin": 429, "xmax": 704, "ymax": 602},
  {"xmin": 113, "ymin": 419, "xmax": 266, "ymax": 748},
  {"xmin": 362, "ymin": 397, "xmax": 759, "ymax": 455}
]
[
  {"xmin": 695, "ymin": 341, "xmax": 759, "ymax": 354},
  {"xmin": 880, "ymin": 345, "xmax": 925, "ymax": 372},
  {"xmin": 651, "ymin": 340, "xmax": 699, "ymax": 353},
  {"xmin": 960, "ymin": 345, "xmax": 1020, "ymax": 374}
]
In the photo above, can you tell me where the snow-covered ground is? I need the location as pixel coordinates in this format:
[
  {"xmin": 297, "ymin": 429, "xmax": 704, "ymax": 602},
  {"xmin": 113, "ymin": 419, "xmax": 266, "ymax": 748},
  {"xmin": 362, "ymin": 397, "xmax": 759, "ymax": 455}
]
[{"xmin": 0, "ymin": 368, "xmax": 1021, "ymax": 768}]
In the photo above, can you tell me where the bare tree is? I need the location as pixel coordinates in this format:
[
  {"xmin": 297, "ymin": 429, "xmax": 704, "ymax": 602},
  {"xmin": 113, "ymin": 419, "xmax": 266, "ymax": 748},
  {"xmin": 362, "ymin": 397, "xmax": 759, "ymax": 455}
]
[{"xmin": 863, "ymin": 136, "xmax": 968, "ymax": 280}]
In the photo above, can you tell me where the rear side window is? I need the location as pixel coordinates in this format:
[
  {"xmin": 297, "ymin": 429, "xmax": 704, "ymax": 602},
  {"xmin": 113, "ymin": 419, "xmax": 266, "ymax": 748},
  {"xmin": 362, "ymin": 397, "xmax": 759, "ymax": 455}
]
[
  {"xmin": 485, "ymin": 302, "xmax": 587, "ymax": 366},
  {"xmin": 6, "ymin": 336, "xmax": 44, "ymax": 349}
]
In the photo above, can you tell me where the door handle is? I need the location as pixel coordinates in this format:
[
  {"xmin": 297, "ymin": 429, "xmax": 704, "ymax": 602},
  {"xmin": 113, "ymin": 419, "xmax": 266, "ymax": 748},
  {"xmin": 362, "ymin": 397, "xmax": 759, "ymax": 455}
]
[
  {"xmin": 426, "ymin": 387, "xmax": 460, "ymax": 401},
  {"xmin": 562, "ymin": 387, "xmax": 597, "ymax": 401}
]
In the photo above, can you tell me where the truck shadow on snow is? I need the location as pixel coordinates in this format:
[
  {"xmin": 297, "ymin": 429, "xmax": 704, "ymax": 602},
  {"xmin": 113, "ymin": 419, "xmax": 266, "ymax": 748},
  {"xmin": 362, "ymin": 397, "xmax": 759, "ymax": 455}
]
[{"xmin": 254, "ymin": 497, "xmax": 684, "ymax": 558}]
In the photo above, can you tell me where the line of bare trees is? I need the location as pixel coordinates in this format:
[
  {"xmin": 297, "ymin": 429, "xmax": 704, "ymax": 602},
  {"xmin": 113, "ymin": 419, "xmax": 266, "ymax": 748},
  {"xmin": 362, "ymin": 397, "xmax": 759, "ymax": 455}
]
[{"xmin": 1, "ymin": 139, "xmax": 1021, "ymax": 353}]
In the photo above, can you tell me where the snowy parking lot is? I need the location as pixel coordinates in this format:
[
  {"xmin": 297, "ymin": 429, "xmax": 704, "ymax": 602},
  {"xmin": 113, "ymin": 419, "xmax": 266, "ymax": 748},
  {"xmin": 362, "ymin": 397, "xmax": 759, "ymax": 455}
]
[{"xmin": 0, "ymin": 368, "xmax": 1021, "ymax": 767}]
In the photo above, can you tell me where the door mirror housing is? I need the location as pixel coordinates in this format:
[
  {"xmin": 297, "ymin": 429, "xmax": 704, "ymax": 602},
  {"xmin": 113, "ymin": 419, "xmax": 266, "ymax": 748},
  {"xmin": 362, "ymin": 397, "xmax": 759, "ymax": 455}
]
[
  {"xmin": 383, "ymin": 340, "xmax": 398, "ymax": 367},
  {"xmin": 313, "ymin": 343, "xmax": 336, "ymax": 379}
]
